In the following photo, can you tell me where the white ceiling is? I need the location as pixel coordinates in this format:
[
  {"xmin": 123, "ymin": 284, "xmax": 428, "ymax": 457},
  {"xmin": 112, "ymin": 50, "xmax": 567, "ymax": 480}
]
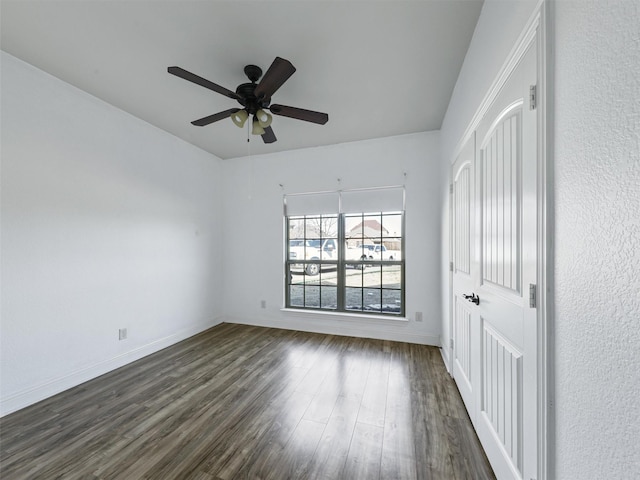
[{"xmin": 1, "ymin": 0, "xmax": 483, "ymax": 160}]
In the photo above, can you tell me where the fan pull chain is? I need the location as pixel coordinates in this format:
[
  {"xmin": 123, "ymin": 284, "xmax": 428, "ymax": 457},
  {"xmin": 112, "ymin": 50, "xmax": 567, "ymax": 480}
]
[{"xmin": 247, "ymin": 118, "xmax": 253, "ymax": 200}]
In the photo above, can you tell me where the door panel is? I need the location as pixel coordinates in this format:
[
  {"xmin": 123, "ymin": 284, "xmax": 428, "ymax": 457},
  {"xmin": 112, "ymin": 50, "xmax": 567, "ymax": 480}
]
[
  {"xmin": 455, "ymin": 165, "xmax": 472, "ymax": 275},
  {"xmin": 481, "ymin": 315, "xmax": 524, "ymax": 475},
  {"xmin": 481, "ymin": 109, "xmax": 521, "ymax": 295},
  {"xmin": 454, "ymin": 296, "xmax": 472, "ymax": 388}
]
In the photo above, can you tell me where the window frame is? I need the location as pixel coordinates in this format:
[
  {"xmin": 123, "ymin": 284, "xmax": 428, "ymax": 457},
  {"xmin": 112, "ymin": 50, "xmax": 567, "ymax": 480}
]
[{"xmin": 285, "ymin": 211, "xmax": 405, "ymax": 317}]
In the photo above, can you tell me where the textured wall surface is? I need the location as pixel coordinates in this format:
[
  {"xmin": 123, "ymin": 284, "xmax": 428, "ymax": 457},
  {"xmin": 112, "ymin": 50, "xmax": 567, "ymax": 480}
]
[{"xmin": 554, "ymin": 1, "xmax": 640, "ymax": 477}]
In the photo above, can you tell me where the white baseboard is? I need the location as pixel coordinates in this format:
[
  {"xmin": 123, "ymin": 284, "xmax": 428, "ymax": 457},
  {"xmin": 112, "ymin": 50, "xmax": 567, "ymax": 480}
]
[
  {"xmin": 0, "ymin": 317, "xmax": 223, "ymax": 417},
  {"xmin": 223, "ymin": 314, "xmax": 440, "ymax": 346}
]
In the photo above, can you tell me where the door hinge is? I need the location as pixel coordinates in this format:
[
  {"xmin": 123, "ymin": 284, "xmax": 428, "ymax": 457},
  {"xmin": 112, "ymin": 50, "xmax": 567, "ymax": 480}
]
[
  {"xmin": 529, "ymin": 85, "xmax": 537, "ymax": 110},
  {"xmin": 450, "ymin": 338, "xmax": 454, "ymax": 349},
  {"xmin": 449, "ymin": 261, "xmax": 454, "ymax": 272},
  {"xmin": 449, "ymin": 184, "xmax": 454, "ymax": 194},
  {"xmin": 529, "ymin": 283, "xmax": 537, "ymax": 308}
]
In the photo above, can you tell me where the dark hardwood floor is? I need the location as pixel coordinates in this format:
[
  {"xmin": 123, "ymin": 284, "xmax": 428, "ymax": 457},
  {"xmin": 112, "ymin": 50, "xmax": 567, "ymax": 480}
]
[{"xmin": 0, "ymin": 323, "xmax": 494, "ymax": 479}]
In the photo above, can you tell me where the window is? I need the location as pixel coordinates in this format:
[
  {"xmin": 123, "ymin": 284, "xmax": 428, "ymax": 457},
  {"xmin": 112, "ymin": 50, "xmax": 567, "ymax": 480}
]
[
  {"xmin": 287, "ymin": 215, "xmax": 339, "ymax": 308},
  {"xmin": 343, "ymin": 212, "xmax": 403, "ymax": 314},
  {"xmin": 285, "ymin": 188, "xmax": 405, "ymax": 316}
]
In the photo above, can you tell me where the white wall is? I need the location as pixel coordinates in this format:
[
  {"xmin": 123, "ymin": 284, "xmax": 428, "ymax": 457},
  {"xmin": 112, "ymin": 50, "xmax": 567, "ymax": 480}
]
[
  {"xmin": 0, "ymin": 52, "xmax": 225, "ymax": 416},
  {"xmin": 221, "ymin": 132, "xmax": 442, "ymax": 345},
  {"xmin": 439, "ymin": 0, "xmax": 539, "ymax": 365},
  {"xmin": 554, "ymin": 1, "xmax": 640, "ymax": 478}
]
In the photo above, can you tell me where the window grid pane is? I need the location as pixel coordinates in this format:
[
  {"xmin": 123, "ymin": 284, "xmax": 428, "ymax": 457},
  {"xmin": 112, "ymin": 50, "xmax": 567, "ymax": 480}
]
[{"xmin": 286, "ymin": 212, "xmax": 403, "ymax": 316}]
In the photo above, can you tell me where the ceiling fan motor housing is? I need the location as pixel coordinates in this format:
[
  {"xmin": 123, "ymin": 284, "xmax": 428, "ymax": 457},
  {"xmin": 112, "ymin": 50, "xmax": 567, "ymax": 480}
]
[{"xmin": 236, "ymin": 82, "xmax": 270, "ymax": 114}]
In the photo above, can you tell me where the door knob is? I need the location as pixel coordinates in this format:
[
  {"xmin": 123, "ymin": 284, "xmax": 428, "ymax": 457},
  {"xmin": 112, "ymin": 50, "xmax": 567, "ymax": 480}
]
[{"xmin": 463, "ymin": 293, "xmax": 480, "ymax": 305}]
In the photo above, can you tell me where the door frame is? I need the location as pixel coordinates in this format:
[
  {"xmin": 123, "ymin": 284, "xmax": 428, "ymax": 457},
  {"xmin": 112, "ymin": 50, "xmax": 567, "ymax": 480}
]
[{"xmin": 447, "ymin": 1, "xmax": 553, "ymax": 478}]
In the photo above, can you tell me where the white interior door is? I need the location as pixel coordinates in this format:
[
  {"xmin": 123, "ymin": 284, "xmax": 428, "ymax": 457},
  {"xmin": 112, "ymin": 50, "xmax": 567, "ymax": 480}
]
[
  {"xmin": 451, "ymin": 134, "xmax": 480, "ymax": 423},
  {"xmin": 451, "ymin": 38, "xmax": 539, "ymax": 480},
  {"xmin": 475, "ymin": 41, "xmax": 538, "ymax": 480}
]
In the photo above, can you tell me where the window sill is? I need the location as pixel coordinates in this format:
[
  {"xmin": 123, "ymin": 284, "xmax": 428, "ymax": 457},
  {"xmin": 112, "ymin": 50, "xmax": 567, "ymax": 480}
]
[{"xmin": 280, "ymin": 308, "xmax": 408, "ymax": 323}]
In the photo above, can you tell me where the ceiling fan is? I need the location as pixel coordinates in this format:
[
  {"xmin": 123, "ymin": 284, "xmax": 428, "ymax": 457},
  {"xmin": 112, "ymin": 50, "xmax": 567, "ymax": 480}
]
[{"xmin": 168, "ymin": 57, "xmax": 328, "ymax": 144}]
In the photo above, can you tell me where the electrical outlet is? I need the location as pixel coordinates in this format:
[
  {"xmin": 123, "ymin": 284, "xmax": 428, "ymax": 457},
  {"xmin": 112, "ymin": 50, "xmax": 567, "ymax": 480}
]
[
  {"xmin": 415, "ymin": 312, "xmax": 423, "ymax": 322},
  {"xmin": 260, "ymin": 300, "xmax": 267, "ymax": 309},
  {"xmin": 119, "ymin": 328, "xmax": 127, "ymax": 340}
]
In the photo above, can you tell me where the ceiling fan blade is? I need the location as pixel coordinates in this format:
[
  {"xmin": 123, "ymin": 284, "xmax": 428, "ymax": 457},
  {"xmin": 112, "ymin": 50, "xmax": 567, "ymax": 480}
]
[
  {"xmin": 269, "ymin": 104, "xmax": 329, "ymax": 125},
  {"xmin": 254, "ymin": 57, "xmax": 296, "ymax": 100},
  {"xmin": 261, "ymin": 125, "xmax": 277, "ymax": 144},
  {"xmin": 168, "ymin": 66, "xmax": 241, "ymax": 100},
  {"xmin": 191, "ymin": 108, "xmax": 240, "ymax": 126}
]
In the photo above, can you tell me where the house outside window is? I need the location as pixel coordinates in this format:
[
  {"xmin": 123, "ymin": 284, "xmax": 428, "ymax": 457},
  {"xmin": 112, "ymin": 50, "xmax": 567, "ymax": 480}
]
[{"xmin": 284, "ymin": 188, "xmax": 405, "ymax": 316}]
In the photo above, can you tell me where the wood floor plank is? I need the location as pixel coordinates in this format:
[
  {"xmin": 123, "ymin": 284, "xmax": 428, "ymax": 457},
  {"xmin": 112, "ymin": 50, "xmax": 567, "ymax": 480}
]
[
  {"xmin": 342, "ymin": 421, "xmax": 384, "ymax": 480},
  {"xmin": 0, "ymin": 323, "xmax": 494, "ymax": 480},
  {"xmin": 304, "ymin": 394, "xmax": 361, "ymax": 479},
  {"xmin": 301, "ymin": 336, "xmax": 352, "ymax": 425},
  {"xmin": 356, "ymin": 342, "xmax": 390, "ymax": 428},
  {"xmin": 263, "ymin": 418, "xmax": 326, "ymax": 480},
  {"xmin": 182, "ymin": 364, "xmax": 310, "ymax": 478},
  {"xmin": 381, "ymin": 342, "xmax": 418, "ymax": 480},
  {"xmin": 229, "ymin": 390, "xmax": 316, "ymax": 479},
  {"xmin": 134, "ymin": 343, "xmax": 308, "ymax": 479},
  {"xmin": 447, "ymin": 416, "xmax": 496, "ymax": 480}
]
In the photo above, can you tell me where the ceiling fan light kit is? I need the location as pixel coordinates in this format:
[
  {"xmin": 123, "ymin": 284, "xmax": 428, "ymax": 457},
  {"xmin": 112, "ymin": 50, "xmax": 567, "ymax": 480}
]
[
  {"xmin": 256, "ymin": 109, "xmax": 272, "ymax": 128},
  {"xmin": 168, "ymin": 57, "xmax": 328, "ymax": 144},
  {"xmin": 231, "ymin": 109, "xmax": 248, "ymax": 128},
  {"xmin": 251, "ymin": 117, "xmax": 265, "ymax": 136}
]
